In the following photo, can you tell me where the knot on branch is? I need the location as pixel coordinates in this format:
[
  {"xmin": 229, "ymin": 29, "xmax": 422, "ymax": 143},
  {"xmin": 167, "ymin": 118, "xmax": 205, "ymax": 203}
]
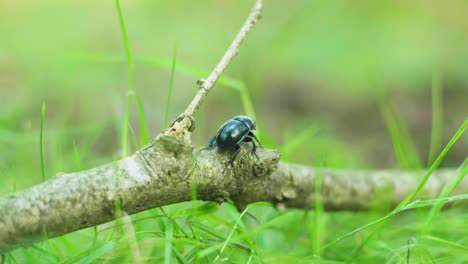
[
  {"xmin": 154, "ymin": 134, "xmax": 194, "ymax": 157},
  {"xmin": 196, "ymin": 144, "xmax": 280, "ymax": 180},
  {"xmin": 163, "ymin": 114, "xmax": 195, "ymax": 143},
  {"xmin": 196, "ymin": 78, "xmax": 206, "ymax": 89},
  {"xmin": 193, "ymin": 144, "xmax": 280, "ymax": 208},
  {"xmin": 230, "ymin": 145, "xmax": 280, "ymax": 179}
]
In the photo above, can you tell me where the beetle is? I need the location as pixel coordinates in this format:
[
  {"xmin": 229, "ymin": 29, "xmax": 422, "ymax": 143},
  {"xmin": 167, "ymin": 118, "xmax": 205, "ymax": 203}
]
[{"xmin": 208, "ymin": 115, "xmax": 262, "ymax": 171}]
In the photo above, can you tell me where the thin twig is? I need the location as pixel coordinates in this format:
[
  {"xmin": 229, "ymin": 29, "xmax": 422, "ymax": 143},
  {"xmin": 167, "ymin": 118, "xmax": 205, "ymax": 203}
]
[
  {"xmin": 164, "ymin": 0, "xmax": 263, "ymax": 139},
  {"xmin": 183, "ymin": 0, "xmax": 263, "ymax": 117}
]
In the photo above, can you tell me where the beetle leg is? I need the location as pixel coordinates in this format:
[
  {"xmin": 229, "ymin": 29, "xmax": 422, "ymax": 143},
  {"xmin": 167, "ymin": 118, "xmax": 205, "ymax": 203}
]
[
  {"xmin": 224, "ymin": 145, "xmax": 241, "ymax": 173},
  {"xmin": 251, "ymin": 139, "xmax": 260, "ymax": 160},
  {"xmin": 243, "ymin": 137, "xmax": 259, "ymax": 160},
  {"xmin": 248, "ymin": 131, "xmax": 262, "ymax": 147},
  {"xmin": 199, "ymin": 136, "xmax": 216, "ymax": 151},
  {"xmin": 208, "ymin": 136, "xmax": 216, "ymax": 148},
  {"xmin": 251, "ymin": 139, "xmax": 257, "ymax": 154}
]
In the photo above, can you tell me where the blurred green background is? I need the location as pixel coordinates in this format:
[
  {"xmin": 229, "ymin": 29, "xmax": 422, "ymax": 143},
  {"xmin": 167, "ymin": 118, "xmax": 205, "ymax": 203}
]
[{"xmin": 1, "ymin": 0, "xmax": 467, "ymax": 263}]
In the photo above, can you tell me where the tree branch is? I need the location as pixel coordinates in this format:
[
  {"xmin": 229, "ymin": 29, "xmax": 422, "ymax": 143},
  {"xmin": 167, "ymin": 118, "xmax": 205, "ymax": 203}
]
[{"xmin": 1, "ymin": 136, "xmax": 466, "ymax": 253}]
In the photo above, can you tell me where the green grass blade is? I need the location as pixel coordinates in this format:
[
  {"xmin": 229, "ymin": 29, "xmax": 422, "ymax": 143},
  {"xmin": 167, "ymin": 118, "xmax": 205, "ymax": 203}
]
[
  {"xmin": 128, "ymin": 123, "xmax": 140, "ymax": 151},
  {"xmin": 115, "ymin": 0, "xmax": 134, "ymax": 158},
  {"xmin": 40, "ymin": 101, "xmax": 46, "ymax": 182},
  {"xmin": 313, "ymin": 167, "xmax": 324, "ymax": 254},
  {"xmin": 74, "ymin": 52, "xmax": 259, "ymax": 128},
  {"xmin": 224, "ymin": 204, "xmax": 264, "ymax": 263},
  {"xmin": 72, "ymin": 139, "xmax": 82, "ymax": 170},
  {"xmin": 163, "ymin": 43, "xmax": 177, "ymax": 129},
  {"xmin": 30, "ymin": 245, "xmax": 59, "ymax": 263},
  {"xmin": 12, "ymin": 166, "xmax": 17, "ymax": 193},
  {"xmin": 41, "ymin": 225, "xmax": 50, "ymax": 252},
  {"xmin": 422, "ymin": 235, "xmax": 468, "ymax": 251},
  {"xmin": 172, "ymin": 245, "xmax": 188, "ymax": 264},
  {"xmin": 121, "ymin": 213, "xmax": 142, "ymax": 264},
  {"xmin": 239, "ymin": 84, "xmax": 256, "ymax": 121},
  {"xmin": 246, "ymin": 251, "xmax": 254, "ymax": 264},
  {"xmin": 134, "ymin": 93, "xmax": 150, "ymax": 146},
  {"xmin": 197, "ymin": 202, "xmax": 279, "ymax": 259},
  {"xmin": 428, "ymin": 72, "xmax": 443, "ymax": 164},
  {"xmin": 72, "ymin": 52, "xmax": 246, "ymax": 92},
  {"xmin": 424, "ymin": 158, "xmax": 468, "ymax": 231},
  {"xmin": 396, "ymin": 117, "xmax": 468, "ymax": 210},
  {"xmin": 281, "ymin": 125, "xmax": 320, "ymax": 161},
  {"xmin": 379, "ymin": 100, "xmax": 422, "ymax": 169},
  {"xmin": 319, "ymin": 193, "xmax": 468, "ymax": 251},
  {"xmin": 215, "ymin": 205, "xmax": 251, "ymax": 261},
  {"xmin": 7, "ymin": 253, "xmax": 18, "ymax": 264},
  {"xmin": 319, "ymin": 213, "xmax": 394, "ymax": 252},
  {"xmin": 191, "ymin": 222, "xmax": 227, "ymax": 241},
  {"xmin": 91, "ymin": 226, "xmax": 99, "ymax": 251},
  {"xmin": 121, "ymin": 88, "xmax": 132, "ymax": 156},
  {"xmin": 63, "ymin": 241, "xmax": 116, "ymax": 264},
  {"xmin": 169, "ymin": 202, "xmax": 218, "ymax": 218},
  {"xmin": 403, "ymin": 194, "xmax": 468, "ymax": 209},
  {"xmin": 164, "ymin": 220, "xmax": 174, "ymax": 264}
]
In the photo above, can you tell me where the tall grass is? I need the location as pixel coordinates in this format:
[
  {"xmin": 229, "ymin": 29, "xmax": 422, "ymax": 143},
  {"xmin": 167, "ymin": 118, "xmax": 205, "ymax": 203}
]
[
  {"xmin": 396, "ymin": 117, "xmax": 468, "ymax": 209},
  {"xmin": 428, "ymin": 72, "xmax": 443, "ymax": 164},
  {"xmin": 163, "ymin": 44, "xmax": 177, "ymax": 129},
  {"xmin": 319, "ymin": 193, "xmax": 468, "ymax": 251},
  {"xmin": 312, "ymin": 166, "xmax": 324, "ymax": 254},
  {"xmin": 75, "ymin": 52, "xmax": 257, "ymax": 135},
  {"xmin": 379, "ymin": 100, "xmax": 422, "ymax": 169},
  {"xmin": 320, "ymin": 109, "xmax": 468, "ymax": 260},
  {"xmin": 115, "ymin": 1, "xmax": 151, "ymax": 154},
  {"xmin": 72, "ymin": 140, "xmax": 82, "ymax": 170},
  {"xmin": 134, "ymin": 94, "xmax": 150, "ymax": 146},
  {"xmin": 163, "ymin": 220, "xmax": 174, "ymax": 264},
  {"xmin": 40, "ymin": 101, "xmax": 46, "ymax": 182},
  {"xmin": 351, "ymin": 117, "xmax": 467, "ymax": 259},
  {"xmin": 115, "ymin": 0, "xmax": 134, "ymax": 158},
  {"xmin": 424, "ymin": 158, "xmax": 468, "ymax": 231}
]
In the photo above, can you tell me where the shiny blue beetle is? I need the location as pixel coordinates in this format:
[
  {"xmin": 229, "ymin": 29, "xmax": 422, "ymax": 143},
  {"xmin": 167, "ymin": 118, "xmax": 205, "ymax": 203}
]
[{"xmin": 209, "ymin": 115, "xmax": 262, "ymax": 170}]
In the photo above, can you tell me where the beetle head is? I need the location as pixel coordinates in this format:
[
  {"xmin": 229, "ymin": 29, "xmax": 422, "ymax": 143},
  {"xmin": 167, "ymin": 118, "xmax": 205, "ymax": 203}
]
[{"xmin": 234, "ymin": 115, "xmax": 256, "ymax": 130}]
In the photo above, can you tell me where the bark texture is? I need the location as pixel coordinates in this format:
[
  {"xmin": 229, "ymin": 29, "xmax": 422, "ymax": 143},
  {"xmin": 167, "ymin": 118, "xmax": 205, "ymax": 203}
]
[
  {"xmin": 0, "ymin": 135, "xmax": 278, "ymax": 253},
  {"xmin": 0, "ymin": 135, "xmax": 466, "ymax": 254}
]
